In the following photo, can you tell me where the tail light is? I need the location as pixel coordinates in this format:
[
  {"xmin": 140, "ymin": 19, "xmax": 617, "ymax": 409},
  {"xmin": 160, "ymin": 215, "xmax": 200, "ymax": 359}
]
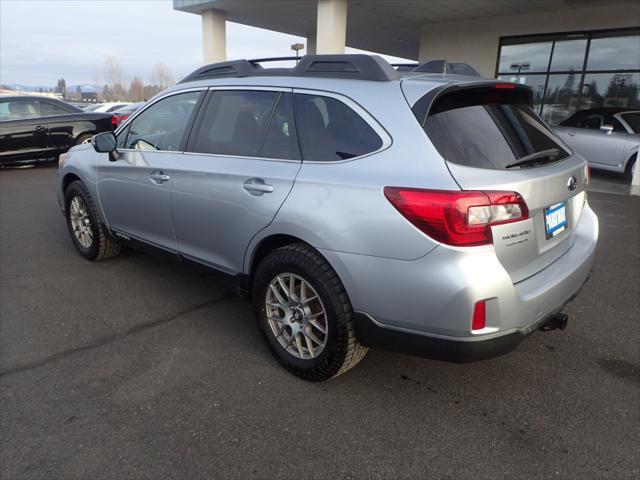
[
  {"xmin": 586, "ymin": 164, "xmax": 592, "ymax": 186},
  {"xmin": 383, "ymin": 187, "xmax": 529, "ymax": 247},
  {"xmin": 111, "ymin": 115, "xmax": 118, "ymax": 128}
]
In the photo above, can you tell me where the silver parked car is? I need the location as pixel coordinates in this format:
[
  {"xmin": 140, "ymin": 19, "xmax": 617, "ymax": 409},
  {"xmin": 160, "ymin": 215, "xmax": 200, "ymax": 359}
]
[
  {"xmin": 554, "ymin": 108, "xmax": 639, "ymax": 178},
  {"xmin": 57, "ymin": 55, "xmax": 598, "ymax": 381}
]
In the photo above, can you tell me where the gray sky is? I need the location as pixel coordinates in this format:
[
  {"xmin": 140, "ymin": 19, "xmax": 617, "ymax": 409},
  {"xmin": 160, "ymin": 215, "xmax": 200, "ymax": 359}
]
[{"xmin": 0, "ymin": 0, "xmax": 410, "ymax": 88}]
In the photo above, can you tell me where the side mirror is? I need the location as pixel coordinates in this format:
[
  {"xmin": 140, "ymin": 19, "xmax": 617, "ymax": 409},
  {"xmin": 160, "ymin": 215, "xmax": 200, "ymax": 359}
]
[
  {"xmin": 600, "ymin": 124, "xmax": 614, "ymax": 135},
  {"xmin": 92, "ymin": 131, "xmax": 119, "ymax": 161}
]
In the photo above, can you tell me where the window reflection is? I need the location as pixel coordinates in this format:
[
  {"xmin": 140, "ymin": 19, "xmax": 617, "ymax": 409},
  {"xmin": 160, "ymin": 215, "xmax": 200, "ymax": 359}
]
[
  {"xmin": 550, "ymin": 39, "xmax": 587, "ymax": 72},
  {"xmin": 541, "ymin": 73, "xmax": 581, "ymax": 125},
  {"xmin": 587, "ymin": 35, "xmax": 640, "ymax": 71},
  {"xmin": 498, "ymin": 42, "xmax": 552, "ymax": 73},
  {"xmin": 497, "ymin": 30, "xmax": 639, "ymax": 126},
  {"xmin": 581, "ymin": 73, "xmax": 640, "ymax": 109}
]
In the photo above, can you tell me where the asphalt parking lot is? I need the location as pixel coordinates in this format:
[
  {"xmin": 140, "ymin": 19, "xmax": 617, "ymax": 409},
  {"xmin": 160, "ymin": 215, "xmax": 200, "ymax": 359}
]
[{"xmin": 1, "ymin": 165, "xmax": 638, "ymax": 479}]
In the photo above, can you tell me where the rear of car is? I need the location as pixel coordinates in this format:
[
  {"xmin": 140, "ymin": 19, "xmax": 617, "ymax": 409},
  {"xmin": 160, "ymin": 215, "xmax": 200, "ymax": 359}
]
[{"xmin": 337, "ymin": 78, "xmax": 598, "ymax": 360}]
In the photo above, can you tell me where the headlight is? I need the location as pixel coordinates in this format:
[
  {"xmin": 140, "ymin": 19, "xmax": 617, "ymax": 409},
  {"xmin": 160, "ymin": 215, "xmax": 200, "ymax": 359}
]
[{"xmin": 58, "ymin": 153, "xmax": 68, "ymax": 166}]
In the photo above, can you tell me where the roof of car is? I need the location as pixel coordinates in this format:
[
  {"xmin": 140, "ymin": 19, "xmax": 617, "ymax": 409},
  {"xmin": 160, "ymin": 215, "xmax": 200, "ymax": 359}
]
[{"xmin": 567, "ymin": 107, "xmax": 638, "ymax": 118}]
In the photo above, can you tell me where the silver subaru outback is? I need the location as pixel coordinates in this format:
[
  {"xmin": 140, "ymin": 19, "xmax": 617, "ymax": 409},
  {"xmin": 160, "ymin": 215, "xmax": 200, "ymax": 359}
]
[{"xmin": 57, "ymin": 55, "xmax": 598, "ymax": 381}]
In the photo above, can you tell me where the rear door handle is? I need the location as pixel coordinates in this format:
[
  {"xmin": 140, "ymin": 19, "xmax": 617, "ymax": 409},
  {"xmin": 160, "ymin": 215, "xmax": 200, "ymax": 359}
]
[
  {"xmin": 34, "ymin": 125, "xmax": 46, "ymax": 132},
  {"xmin": 149, "ymin": 171, "xmax": 170, "ymax": 184},
  {"xmin": 568, "ymin": 131, "xmax": 576, "ymax": 137},
  {"xmin": 243, "ymin": 178, "xmax": 274, "ymax": 195}
]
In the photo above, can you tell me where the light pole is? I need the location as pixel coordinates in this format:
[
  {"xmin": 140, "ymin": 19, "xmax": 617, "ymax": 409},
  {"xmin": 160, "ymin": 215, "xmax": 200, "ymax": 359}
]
[
  {"xmin": 291, "ymin": 43, "xmax": 305, "ymax": 62},
  {"xmin": 510, "ymin": 62, "xmax": 530, "ymax": 80}
]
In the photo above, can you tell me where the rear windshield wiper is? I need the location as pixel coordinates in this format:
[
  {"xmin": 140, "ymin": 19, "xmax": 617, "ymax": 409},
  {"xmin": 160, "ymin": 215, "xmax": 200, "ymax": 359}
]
[{"xmin": 505, "ymin": 148, "xmax": 561, "ymax": 169}]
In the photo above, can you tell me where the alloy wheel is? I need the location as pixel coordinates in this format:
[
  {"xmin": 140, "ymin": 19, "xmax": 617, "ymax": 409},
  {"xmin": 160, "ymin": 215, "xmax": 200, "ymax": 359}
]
[
  {"xmin": 265, "ymin": 273, "xmax": 329, "ymax": 359},
  {"xmin": 69, "ymin": 196, "xmax": 94, "ymax": 249}
]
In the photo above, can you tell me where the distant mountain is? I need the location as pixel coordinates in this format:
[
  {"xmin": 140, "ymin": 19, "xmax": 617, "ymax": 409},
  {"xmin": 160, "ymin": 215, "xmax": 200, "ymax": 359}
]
[
  {"xmin": 68, "ymin": 84, "xmax": 102, "ymax": 94},
  {"xmin": 2, "ymin": 83, "xmax": 52, "ymax": 92},
  {"xmin": 1, "ymin": 83, "xmax": 103, "ymax": 93}
]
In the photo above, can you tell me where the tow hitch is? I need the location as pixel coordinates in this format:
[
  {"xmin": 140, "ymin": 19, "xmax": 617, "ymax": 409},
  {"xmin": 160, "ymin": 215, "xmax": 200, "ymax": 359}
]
[{"xmin": 539, "ymin": 313, "xmax": 568, "ymax": 331}]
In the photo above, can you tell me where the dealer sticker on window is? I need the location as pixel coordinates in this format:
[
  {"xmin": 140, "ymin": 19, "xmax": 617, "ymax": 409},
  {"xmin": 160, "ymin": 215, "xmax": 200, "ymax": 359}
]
[{"xmin": 544, "ymin": 202, "xmax": 568, "ymax": 239}]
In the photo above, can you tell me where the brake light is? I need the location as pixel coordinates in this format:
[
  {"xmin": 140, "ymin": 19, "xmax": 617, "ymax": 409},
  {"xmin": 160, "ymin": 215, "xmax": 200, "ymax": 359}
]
[
  {"xmin": 472, "ymin": 300, "xmax": 486, "ymax": 330},
  {"xmin": 111, "ymin": 115, "xmax": 118, "ymax": 127},
  {"xmin": 383, "ymin": 188, "xmax": 529, "ymax": 247},
  {"xmin": 495, "ymin": 83, "xmax": 516, "ymax": 89}
]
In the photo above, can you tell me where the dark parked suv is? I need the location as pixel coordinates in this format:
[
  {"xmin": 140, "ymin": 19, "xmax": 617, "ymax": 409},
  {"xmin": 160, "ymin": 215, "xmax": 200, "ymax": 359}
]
[{"xmin": 0, "ymin": 96, "xmax": 115, "ymax": 166}]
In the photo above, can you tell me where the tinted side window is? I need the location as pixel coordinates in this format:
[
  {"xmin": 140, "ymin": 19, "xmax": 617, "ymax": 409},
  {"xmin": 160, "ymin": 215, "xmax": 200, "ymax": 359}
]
[
  {"xmin": 577, "ymin": 115, "xmax": 602, "ymax": 129},
  {"xmin": 189, "ymin": 90, "xmax": 277, "ymax": 157},
  {"xmin": 41, "ymin": 102, "xmax": 72, "ymax": 116},
  {"xmin": 125, "ymin": 91, "xmax": 201, "ymax": 151},
  {"xmin": 610, "ymin": 117, "xmax": 627, "ymax": 133},
  {"xmin": 294, "ymin": 94, "xmax": 382, "ymax": 161},
  {"xmin": 2, "ymin": 100, "xmax": 41, "ymax": 120},
  {"xmin": 261, "ymin": 93, "xmax": 300, "ymax": 160}
]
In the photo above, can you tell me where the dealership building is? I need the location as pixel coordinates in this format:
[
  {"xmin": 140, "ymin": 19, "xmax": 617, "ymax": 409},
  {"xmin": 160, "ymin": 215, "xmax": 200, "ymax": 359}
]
[{"xmin": 174, "ymin": 0, "xmax": 640, "ymax": 126}]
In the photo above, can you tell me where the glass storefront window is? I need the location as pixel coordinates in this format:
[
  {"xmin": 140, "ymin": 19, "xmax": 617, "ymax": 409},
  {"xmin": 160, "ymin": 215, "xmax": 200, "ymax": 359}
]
[
  {"xmin": 498, "ymin": 42, "xmax": 552, "ymax": 73},
  {"xmin": 587, "ymin": 35, "xmax": 640, "ymax": 71},
  {"xmin": 549, "ymin": 39, "xmax": 587, "ymax": 71},
  {"xmin": 540, "ymin": 74, "xmax": 581, "ymax": 125},
  {"xmin": 581, "ymin": 73, "xmax": 640, "ymax": 109},
  {"xmin": 497, "ymin": 29, "xmax": 639, "ymax": 126}
]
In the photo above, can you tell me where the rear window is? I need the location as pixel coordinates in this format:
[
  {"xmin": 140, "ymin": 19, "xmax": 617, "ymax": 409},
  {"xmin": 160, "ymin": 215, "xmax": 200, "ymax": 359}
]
[
  {"xmin": 294, "ymin": 93, "xmax": 382, "ymax": 161},
  {"xmin": 422, "ymin": 87, "xmax": 569, "ymax": 170}
]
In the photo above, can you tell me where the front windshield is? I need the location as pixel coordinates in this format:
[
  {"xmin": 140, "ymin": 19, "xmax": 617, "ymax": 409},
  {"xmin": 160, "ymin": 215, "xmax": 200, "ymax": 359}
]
[{"xmin": 620, "ymin": 112, "xmax": 640, "ymax": 133}]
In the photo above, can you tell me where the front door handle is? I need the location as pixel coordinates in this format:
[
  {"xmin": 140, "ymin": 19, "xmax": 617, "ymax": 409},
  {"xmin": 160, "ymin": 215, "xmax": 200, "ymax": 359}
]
[
  {"xmin": 149, "ymin": 171, "xmax": 170, "ymax": 184},
  {"xmin": 243, "ymin": 178, "xmax": 274, "ymax": 195},
  {"xmin": 34, "ymin": 125, "xmax": 46, "ymax": 132},
  {"xmin": 568, "ymin": 131, "xmax": 576, "ymax": 137}
]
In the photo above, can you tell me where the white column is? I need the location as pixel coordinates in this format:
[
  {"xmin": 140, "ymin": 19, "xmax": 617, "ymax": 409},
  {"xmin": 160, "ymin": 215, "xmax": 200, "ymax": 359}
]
[
  {"xmin": 418, "ymin": 26, "xmax": 429, "ymax": 63},
  {"xmin": 316, "ymin": 0, "xmax": 347, "ymax": 54},
  {"xmin": 306, "ymin": 32, "xmax": 317, "ymax": 55},
  {"xmin": 630, "ymin": 159, "xmax": 639, "ymax": 196},
  {"xmin": 201, "ymin": 9, "xmax": 226, "ymax": 64}
]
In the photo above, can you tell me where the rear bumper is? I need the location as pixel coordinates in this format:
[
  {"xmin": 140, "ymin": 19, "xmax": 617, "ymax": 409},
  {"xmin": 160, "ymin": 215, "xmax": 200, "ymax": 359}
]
[
  {"xmin": 321, "ymin": 202, "xmax": 598, "ymax": 361},
  {"xmin": 354, "ymin": 273, "xmax": 590, "ymax": 362}
]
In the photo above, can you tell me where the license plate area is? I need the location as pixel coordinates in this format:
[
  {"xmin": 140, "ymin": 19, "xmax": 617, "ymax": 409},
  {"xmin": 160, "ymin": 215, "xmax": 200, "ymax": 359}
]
[{"xmin": 544, "ymin": 202, "xmax": 568, "ymax": 239}]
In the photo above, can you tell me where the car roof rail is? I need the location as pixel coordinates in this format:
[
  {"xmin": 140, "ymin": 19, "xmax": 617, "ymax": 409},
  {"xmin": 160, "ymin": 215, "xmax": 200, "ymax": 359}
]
[{"xmin": 178, "ymin": 54, "xmax": 401, "ymax": 83}]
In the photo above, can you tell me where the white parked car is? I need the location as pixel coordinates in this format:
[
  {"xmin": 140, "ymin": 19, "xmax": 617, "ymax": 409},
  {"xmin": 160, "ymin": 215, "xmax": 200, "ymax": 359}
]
[
  {"xmin": 554, "ymin": 108, "xmax": 639, "ymax": 179},
  {"xmin": 82, "ymin": 102, "xmax": 131, "ymax": 113}
]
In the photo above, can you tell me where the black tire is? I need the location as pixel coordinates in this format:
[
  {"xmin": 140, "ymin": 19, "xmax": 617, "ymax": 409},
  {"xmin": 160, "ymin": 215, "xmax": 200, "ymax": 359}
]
[
  {"xmin": 64, "ymin": 181, "xmax": 121, "ymax": 261},
  {"xmin": 252, "ymin": 243, "xmax": 367, "ymax": 381},
  {"xmin": 625, "ymin": 154, "xmax": 637, "ymax": 182},
  {"xmin": 74, "ymin": 133, "xmax": 93, "ymax": 146}
]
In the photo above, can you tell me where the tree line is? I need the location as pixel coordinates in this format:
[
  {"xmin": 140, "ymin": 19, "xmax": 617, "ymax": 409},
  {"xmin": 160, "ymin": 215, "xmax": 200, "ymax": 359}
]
[{"xmin": 55, "ymin": 56, "xmax": 175, "ymax": 102}]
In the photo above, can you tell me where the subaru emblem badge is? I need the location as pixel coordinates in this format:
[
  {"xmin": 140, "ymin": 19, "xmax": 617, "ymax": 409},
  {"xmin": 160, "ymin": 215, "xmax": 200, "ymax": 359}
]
[{"xmin": 567, "ymin": 176, "xmax": 577, "ymax": 191}]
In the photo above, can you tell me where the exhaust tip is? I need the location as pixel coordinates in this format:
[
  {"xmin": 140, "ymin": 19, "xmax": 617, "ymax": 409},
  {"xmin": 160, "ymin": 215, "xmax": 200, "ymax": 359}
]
[{"xmin": 540, "ymin": 313, "xmax": 568, "ymax": 332}]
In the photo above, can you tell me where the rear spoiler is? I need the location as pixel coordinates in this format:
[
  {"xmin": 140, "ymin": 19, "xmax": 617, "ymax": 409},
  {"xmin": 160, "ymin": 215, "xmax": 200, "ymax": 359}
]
[{"xmin": 410, "ymin": 81, "xmax": 533, "ymax": 127}]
